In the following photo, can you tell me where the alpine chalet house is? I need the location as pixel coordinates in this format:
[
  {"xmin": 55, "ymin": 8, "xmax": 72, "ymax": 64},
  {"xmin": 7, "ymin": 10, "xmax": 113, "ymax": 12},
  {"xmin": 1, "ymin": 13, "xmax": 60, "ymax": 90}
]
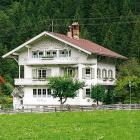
[{"xmin": 2, "ymin": 22, "xmax": 126, "ymax": 109}]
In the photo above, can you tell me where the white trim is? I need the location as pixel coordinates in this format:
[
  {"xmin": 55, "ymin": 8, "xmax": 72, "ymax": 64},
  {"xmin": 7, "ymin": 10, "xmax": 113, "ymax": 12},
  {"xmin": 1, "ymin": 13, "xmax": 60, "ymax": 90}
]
[{"xmin": 2, "ymin": 31, "xmax": 91, "ymax": 58}]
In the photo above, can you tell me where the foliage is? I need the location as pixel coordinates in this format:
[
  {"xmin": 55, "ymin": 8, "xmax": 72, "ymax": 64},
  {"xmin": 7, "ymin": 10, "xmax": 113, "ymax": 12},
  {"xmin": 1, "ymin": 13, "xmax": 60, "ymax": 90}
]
[
  {"xmin": 0, "ymin": 96, "xmax": 12, "ymax": 105},
  {"xmin": 103, "ymin": 88, "xmax": 115, "ymax": 104},
  {"xmin": 91, "ymin": 85, "xmax": 105, "ymax": 105},
  {"xmin": 1, "ymin": 83, "xmax": 14, "ymax": 96},
  {"xmin": 115, "ymin": 58, "xmax": 140, "ymax": 103},
  {"xmin": 48, "ymin": 76, "xmax": 84, "ymax": 105}
]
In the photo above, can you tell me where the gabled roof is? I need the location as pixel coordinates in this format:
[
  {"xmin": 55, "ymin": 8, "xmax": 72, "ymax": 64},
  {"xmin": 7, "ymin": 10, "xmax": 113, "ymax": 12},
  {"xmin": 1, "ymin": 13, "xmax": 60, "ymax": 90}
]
[{"xmin": 2, "ymin": 31, "xmax": 126, "ymax": 59}]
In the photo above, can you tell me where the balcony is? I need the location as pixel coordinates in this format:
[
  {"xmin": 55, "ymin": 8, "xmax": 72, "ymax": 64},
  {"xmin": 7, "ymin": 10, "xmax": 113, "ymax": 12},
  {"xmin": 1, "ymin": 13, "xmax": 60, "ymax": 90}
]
[
  {"xmin": 97, "ymin": 78, "xmax": 116, "ymax": 85},
  {"xmin": 24, "ymin": 57, "xmax": 79, "ymax": 65},
  {"xmin": 15, "ymin": 78, "xmax": 48, "ymax": 86}
]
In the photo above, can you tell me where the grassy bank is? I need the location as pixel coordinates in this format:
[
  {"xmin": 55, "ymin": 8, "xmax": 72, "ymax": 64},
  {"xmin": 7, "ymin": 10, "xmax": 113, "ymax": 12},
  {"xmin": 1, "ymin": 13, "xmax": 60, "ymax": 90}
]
[{"xmin": 0, "ymin": 111, "xmax": 140, "ymax": 140}]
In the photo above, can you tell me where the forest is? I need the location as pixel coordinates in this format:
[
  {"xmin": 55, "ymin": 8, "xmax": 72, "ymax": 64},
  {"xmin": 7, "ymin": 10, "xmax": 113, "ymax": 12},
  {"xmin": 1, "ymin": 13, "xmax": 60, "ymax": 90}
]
[{"xmin": 0, "ymin": 0, "xmax": 139, "ymax": 105}]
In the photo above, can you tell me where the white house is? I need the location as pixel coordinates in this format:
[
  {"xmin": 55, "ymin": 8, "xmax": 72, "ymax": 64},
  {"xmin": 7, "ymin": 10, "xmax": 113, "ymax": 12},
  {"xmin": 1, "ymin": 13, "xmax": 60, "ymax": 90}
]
[{"xmin": 2, "ymin": 22, "xmax": 126, "ymax": 109}]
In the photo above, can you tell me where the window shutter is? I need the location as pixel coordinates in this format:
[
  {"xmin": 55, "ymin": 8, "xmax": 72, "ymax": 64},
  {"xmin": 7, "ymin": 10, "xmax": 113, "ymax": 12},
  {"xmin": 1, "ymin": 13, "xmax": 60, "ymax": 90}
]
[
  {"xmin": 32, "ymin": 69, "xmax": 37, "ymax": 79},
  {"xmin": 91, "ymin": 68, "xmax": 95, "ymax": 79},
  {"xmin": 46, "ymin": 69, "xmax": 51, "ymax": 78},
  {"xmin": 82, "ymin": 68, "xmax": 86, "ymax": 79}
]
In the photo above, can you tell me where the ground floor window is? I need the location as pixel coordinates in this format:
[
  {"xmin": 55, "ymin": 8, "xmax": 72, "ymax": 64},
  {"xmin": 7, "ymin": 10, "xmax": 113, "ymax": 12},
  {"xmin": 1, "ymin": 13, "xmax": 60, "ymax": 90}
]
[
  {"xmin": 33, "ymin": 88, "xmax": 51, "ymax": 98},
  {"xmin": 86, "ymin": 88, "xmax": 91, "ymax": 97}
]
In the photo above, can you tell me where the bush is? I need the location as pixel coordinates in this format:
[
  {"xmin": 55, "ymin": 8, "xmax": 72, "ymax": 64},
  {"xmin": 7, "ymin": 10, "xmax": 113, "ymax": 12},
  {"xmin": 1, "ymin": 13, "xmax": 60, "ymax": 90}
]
[{"xmin": 1, "ymin": 83, "xmax": 13, "ymax": 96}]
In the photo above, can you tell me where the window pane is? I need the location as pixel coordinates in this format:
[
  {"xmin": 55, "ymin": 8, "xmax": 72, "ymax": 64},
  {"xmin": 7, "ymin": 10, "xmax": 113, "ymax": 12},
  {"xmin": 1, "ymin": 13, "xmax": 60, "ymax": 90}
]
[
  {"xmin": 38, "ymin": 89, "xmax": 41, "ymax": 97},
  {"xmin": 33, "ymin": 89, "xmax": 37, "ymax": 97},
  {"xmin": 86, "ymin": 68, "xmax": 90, "ymax": 74},
  {"xmin": 39, "ymin": 51, "xmax": 43, "ymax": 58},
  {"xmin": 52, "ymin": 51, "xmax": 57, "ymax": 57},
  {"xmin": 32, "ymin": 51, "xmax": 38, "ymax": 58},
  {"xmin": 38, "ymin": 70, "xmax": 42, "ymax": 78},
  {"xmin": 86, "ymin": 89, "xmax": 90, "ymax": 97},
  {"xmin": 43, "ymin": 89, "xmax": 46, "ymax": 97},
  {"xmin": 47, "ymin": 89, "xmax": 51, "ymax": 97},
  {"xmin": 42, "ymin": 70, "xmax": 46, "ymax": 78}
]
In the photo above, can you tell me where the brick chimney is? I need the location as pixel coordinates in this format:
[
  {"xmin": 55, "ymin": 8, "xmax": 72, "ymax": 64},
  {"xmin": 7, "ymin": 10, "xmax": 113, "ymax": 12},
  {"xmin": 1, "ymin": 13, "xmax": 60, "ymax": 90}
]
[{"xmin": 67, "ymin": 22, "xmax": 80, "ymax": 39}]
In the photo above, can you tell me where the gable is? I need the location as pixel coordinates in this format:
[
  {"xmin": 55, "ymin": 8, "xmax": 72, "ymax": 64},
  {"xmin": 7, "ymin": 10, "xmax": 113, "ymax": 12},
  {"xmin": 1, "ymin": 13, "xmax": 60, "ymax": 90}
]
[{"xmin": 2, "ymin": 31, "xmax": 91, "ymax": 58}]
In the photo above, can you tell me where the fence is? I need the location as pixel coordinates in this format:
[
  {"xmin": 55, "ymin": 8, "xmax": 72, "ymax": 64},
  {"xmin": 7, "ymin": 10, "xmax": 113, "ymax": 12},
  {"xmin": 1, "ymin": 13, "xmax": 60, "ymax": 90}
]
[{"xmin": 0, "ymin": 104, "xmax": 140, "ymax": 114}]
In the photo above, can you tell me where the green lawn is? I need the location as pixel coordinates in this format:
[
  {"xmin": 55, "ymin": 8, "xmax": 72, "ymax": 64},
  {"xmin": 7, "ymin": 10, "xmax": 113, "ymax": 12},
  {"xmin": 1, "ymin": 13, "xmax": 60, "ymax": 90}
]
[{"xmin": 0, "ymin": 111, "xmax": 140, "ymax": 140}]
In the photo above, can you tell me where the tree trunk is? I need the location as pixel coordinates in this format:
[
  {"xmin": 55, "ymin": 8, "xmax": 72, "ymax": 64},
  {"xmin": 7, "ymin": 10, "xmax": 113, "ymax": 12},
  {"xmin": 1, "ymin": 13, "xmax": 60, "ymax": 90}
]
[{"xmin": 97, "ymin": 100, "xmax": 99, "ymax": 106}]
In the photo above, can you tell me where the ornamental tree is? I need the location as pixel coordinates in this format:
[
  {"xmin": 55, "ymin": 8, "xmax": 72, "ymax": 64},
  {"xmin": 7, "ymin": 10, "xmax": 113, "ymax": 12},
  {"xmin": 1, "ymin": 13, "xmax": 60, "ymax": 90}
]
[
  {"xmin": 91, "ymin": 85, "xmax": 105, "ymax": 106},
  {"xmin": 48, "ymin": 76, "xmax": 84, "ymax": 105}
]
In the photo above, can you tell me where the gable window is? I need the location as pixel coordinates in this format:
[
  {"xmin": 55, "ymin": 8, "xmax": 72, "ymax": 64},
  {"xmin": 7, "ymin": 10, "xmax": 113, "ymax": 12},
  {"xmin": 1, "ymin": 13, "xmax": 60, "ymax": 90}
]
[
  {"xmin": 32, "ymin": 51, "xmax": 38, "ymax": 58},
  {"xmin": 38, "ymin": 51, "xmax": 43, "ymax": 58},
  {"xmin": 86, "ymin": 88, "xmax": 90, "ymax": 97},
  {"xmin": 45, "ymin": 50, "xmax": 57, "ymax": 58},
  {"xmin": 52, "ymin": 51, "xmax": 57, "ymax": 57},
  {"xmin": 59, "ymin": 49, "xmax": 70, "ymax": 57}
]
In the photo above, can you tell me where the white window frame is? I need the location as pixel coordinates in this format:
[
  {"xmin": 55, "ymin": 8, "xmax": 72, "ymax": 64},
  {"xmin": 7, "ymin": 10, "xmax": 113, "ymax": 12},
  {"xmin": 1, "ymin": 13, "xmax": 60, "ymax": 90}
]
[{"xmin": 85, "ymin": 88, "xmax": 91, "ymax": 98}]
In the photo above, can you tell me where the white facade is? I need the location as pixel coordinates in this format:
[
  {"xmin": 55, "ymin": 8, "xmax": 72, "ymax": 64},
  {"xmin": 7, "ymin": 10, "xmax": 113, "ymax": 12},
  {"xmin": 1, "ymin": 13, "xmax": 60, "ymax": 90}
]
[{"xmin": 3, "ymin": 32, "xmax": 117, "ymax": 109}]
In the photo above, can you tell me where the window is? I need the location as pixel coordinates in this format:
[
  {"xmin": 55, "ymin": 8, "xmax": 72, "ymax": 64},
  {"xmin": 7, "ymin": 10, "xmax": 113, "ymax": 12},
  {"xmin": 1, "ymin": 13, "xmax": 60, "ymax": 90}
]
[
  {"xmin": 59, "ymin": 49, "xmax": 69, "ymax": 57},
  {"xmin": 33, "ymin": 89, "xmax": 49, "ymax": 98},
  {"xmin": 97, "ymin": 68, "xmax": 101, "ymax": 78},
  {"xmin": 86, "ymin": 68, "xmax": 91, "ymax": 75},
  {"xmin": 33, "ymin": 89, "xmax": 37, "ymax": 97},
  {"xmin": 38, "ymin": 70, "xmax": 42, "ymax": 78},
  {"xmin": 38, "ymin": 89, "xmax": 41, "ymax": 97},
  {"xmin": 38, "ymin": 51, "xmax": 43, "ymax": 58},
  {"xmin": 43, "ymin": 89, "xmax": 46, "ymax": 97},
  {"xmin": 37, "ymin": 69, "xmax": 51, "ymax": 79},
  {"xmin": 47, "ymin": 89, "xmax": 51, "ymax": 97},
  {"xmin": 108, "ymin": 70, "xmax": 113, "ymax": 78},
  {"xmin": 52, "ymin": 51, "xmax": 57, "ymax": 57},
  {"xmin": 46, "ymin": 51, "xmax": 51, "ymax": 56},
  {"xmin": 32, "ymin": 51, "xmax": 38, "ymax": 58},
  {"xmin": 102, "ymin": 69, "xmax": 107, "ymax": 78},
  {"xmin": 86, "ymin": 88, "xmax": 90, "ymax": 97},
  {"xmin": 42, "ymin": 70, "xmax": 46, "ymax": 78},
  {"xmin": 68, "ymin": 68, "xmax": 73, "ymax": 76}
]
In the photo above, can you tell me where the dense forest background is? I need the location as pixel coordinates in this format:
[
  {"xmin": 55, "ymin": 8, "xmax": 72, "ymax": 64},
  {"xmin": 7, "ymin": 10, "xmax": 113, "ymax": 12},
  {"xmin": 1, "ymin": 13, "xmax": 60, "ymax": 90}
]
[{"xmin": 0, "ymin": 0, "xmax": 139, "ymax": 83}]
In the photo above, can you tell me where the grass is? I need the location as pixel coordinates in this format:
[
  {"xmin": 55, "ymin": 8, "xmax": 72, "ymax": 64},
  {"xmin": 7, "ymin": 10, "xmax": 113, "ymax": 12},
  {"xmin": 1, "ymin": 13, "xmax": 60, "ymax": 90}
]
[{"xmin": 0, "ymin": 111, "xmax": 140, "ymax": 140}]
